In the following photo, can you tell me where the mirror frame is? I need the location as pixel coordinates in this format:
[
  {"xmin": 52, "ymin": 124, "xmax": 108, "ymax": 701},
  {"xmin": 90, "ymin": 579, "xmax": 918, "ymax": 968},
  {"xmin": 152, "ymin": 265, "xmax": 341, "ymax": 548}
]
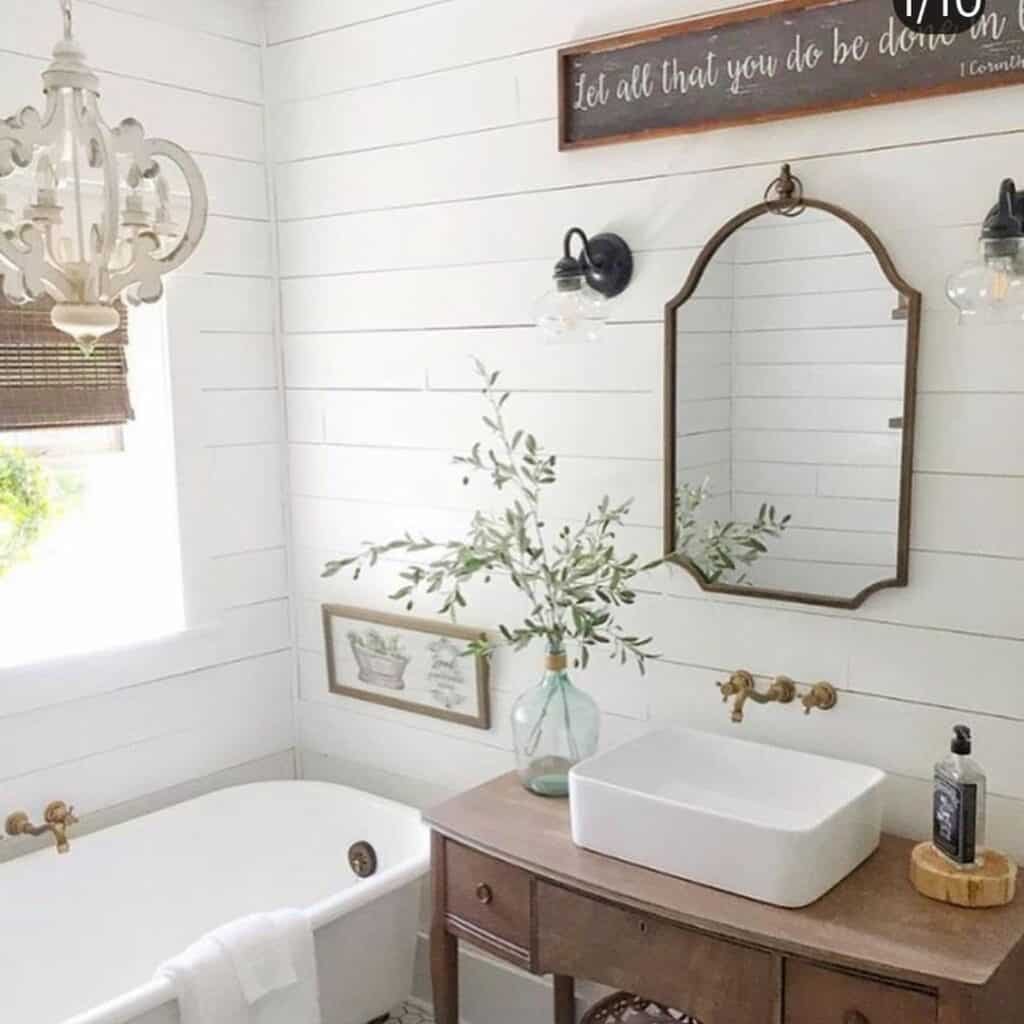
[{"xmin": 664, "ymin": 195, "xmax": 922, "ymax": 610}]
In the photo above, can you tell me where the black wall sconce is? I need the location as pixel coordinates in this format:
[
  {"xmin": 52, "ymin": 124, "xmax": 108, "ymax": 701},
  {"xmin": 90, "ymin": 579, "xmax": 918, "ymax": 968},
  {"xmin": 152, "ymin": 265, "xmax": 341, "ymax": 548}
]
[
  {"xmin": 535, "ymin": 227, "xmax": 633, "ymax": 342},
  {"xmin": 947, "ymin": 178, "xmax": 1024, "ymax": 323}
]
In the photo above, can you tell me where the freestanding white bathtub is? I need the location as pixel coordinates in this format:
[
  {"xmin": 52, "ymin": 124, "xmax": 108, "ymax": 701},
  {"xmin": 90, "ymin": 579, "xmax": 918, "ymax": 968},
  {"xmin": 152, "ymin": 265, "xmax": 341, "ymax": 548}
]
[{"xmin": 0, "ymin": 782, "xmax": 431, "ymax": 1024}]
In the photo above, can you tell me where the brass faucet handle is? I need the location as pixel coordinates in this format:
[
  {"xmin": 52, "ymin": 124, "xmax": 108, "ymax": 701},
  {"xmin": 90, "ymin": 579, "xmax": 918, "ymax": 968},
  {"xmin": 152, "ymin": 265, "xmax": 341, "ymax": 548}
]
[
  {"xmin": 717, "ymin": 670, "xmax": 754, "ymax": 700},
  {"xmin": 5, "ymin": 812, "xmax": 30, "ymax": 837},
  {"xmin": 770, "ymin": 675, "xmax": 798, "ymax": 704},
  {"xmin": 44, "ymin": 801, "xmax": 77, "ymax": 825},
  {"xmin": 802, "ymin": 682, "xmax": 838, "ymax": 715}
]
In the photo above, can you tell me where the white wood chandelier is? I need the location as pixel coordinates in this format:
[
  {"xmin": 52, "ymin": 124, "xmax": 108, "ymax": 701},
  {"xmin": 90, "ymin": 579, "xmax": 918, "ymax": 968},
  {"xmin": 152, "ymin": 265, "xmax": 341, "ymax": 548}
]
[{"xmin": 0, "ymin": 0, "xmax": 208, "ymax": 352}]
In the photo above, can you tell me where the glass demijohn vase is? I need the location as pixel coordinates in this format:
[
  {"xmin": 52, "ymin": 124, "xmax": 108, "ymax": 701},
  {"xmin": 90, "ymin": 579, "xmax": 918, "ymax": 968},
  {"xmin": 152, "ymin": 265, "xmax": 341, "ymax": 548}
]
[{"xmin": 511, "ymin": 648, "xmax": 600, "ymax": 797}]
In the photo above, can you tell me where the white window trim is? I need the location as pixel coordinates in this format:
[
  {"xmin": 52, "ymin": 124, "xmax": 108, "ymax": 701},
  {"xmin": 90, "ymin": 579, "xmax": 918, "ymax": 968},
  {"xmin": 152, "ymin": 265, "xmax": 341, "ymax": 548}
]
[{"xmin": 0, "ymin": 277, "xmax": 249, "ymax": 712}]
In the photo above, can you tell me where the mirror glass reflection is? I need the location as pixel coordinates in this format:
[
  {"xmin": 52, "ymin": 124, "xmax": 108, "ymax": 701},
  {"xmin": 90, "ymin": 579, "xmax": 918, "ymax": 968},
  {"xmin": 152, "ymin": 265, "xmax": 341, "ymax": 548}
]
[{"xmin": 670, "ymin": 207, "xmax": 913, "ymax": 604}]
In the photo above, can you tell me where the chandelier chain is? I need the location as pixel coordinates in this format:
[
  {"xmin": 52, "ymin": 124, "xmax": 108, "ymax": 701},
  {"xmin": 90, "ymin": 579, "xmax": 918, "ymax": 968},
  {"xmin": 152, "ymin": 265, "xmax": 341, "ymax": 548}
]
[{"xmin": 60, "ymin": 0, "xmax": 73, "ymax": 40}]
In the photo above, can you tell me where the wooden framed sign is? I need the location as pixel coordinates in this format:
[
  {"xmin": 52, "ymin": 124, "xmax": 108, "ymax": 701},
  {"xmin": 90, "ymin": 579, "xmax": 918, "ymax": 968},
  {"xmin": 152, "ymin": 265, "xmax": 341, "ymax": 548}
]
[{"xmin": 559, "ymin": 0, "xmax": 1024, "ymax": 149}]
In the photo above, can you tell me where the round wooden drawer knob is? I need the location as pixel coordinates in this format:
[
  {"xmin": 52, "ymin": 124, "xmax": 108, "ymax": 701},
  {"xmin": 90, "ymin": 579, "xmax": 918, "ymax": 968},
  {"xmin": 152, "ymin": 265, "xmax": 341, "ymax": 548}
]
[
  {"xmin": 475, "ymin": 883, "xmax": 493, "ymax": 905},
  {"xmin": 844, "ymin": 1011, "xmax": 869, "ymax": 1024}
]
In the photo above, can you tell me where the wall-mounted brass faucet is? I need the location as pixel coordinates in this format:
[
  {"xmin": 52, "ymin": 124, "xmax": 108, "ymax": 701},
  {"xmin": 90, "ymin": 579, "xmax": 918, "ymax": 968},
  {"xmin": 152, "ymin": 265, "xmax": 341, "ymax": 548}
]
[
  {"xmin": 717, "ymin": 670, "xmax": 796, "ymax": 724},
  {"xmin": 717, "ymin": 670, "xmax": 838, "ymax": 724},
  {"xmin": 6, "ymin": 801, "xmax": 78, "ymax": 854}
]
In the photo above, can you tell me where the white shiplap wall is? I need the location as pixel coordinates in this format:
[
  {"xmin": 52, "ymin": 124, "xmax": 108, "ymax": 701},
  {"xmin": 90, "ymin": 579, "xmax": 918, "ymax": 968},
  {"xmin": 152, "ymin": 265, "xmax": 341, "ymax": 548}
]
[
  {"xmin": 0, "ymin": 0, "xmax": 295, "ymax": 848},
  {"xmin": 266, "ymin": 0, "xmax": 1024, "ymax": 864}
]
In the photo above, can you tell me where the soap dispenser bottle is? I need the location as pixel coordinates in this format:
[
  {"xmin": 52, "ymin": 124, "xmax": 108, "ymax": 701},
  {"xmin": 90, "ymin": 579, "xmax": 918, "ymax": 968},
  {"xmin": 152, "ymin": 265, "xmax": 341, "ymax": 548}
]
[{"xmin": 933, "ymin": 725, "xmax": 987, "ymax": 869}]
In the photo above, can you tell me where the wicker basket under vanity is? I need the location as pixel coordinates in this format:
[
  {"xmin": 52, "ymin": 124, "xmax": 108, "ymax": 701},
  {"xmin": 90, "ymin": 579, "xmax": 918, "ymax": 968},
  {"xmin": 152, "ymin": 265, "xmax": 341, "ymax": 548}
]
[{"xmin": 579, "ymin": 992, "xmax": 700, "ymax": 1024}]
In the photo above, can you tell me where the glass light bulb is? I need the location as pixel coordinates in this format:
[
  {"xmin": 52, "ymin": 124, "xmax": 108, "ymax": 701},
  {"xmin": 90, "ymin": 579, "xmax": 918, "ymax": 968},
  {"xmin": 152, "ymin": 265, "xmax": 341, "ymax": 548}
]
[
  {"xmin": 534, "ymin": 282, "xmax": 608, "ymax": 343},
  {"xmin": 947, "ymin": 237, "xmax": 1024, "ymax": 324}
]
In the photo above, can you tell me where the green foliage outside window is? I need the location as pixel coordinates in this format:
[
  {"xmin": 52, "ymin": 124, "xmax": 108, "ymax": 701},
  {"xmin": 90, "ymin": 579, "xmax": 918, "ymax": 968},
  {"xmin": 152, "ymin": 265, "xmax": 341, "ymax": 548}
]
[{"xmin": 0, "ymin": 446, "xmax": 66, "ymax": 577}]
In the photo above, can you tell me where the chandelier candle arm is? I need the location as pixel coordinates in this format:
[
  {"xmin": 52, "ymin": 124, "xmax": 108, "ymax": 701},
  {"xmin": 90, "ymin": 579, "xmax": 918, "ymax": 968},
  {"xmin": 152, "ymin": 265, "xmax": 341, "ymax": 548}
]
[{"xmin": 0, "ymin": 0, "xmax": 208, "ymax": 353}]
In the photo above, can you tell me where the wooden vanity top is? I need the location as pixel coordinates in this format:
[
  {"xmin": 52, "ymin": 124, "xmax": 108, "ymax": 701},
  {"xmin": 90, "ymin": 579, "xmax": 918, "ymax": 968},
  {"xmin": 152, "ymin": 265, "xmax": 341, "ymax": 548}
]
[{"xmin": 425, "ymin": 773, "xmax": 1024, "ymax": 990}]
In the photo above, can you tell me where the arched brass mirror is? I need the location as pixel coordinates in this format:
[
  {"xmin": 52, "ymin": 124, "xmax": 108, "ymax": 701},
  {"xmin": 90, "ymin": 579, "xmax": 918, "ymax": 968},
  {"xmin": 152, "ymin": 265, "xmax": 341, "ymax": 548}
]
[{"xmin": 664, "ymin": 166, "xmax": 921, "ymax": 609}]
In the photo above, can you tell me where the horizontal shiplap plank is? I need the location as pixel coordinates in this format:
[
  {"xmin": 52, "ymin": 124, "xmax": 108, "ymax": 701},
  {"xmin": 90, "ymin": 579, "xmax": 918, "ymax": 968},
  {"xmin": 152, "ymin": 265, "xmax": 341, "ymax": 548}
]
[
  {"xmin": 265, "ymin": 0, "xmax": 452, "ymax": 46},
  {"xmin": 270, "ymin": 48, "xmax": 548, "ymax": 160},
  {"xmin": 0, "ymin": 54, "xmax": 264, "ymax": 162},
  {"xmin": 288, "ymin": 444, "xmax": 661, "ymax": 525},
  {"xmin": 199, "ymin": 334, "xmax": 279, "ymax": 390},
  {"xmin": 290, "ymin": 495, "xmax": 656, "ymax": 567},
  {"xmin": 283, "ymin": 324, "xmax": 659, "ymax": 392},
  {"xmin": 733, "ymin": 364, "xmax": 905, "ymax": 399},
  {"xmin": 199, "ymin": 156, "xmax": 269, "ymax": 220},
  {"xmin": 210, "ymin": 548, "xmax": 290, "ymax": 609},
  {"xmin": 208, "ymin": 445, "xmax": 286, "ymax": 554},
  {"xmin": 201, "ymin": 389, "xmax": 282, "ymax": 447},
  {"xmin": 175, "ymin": 277, "xmax": 276, "ymax": 334},
  {"xmin": 288, "ymin": 390, "xmax": 659, "ymax": 459},
  {"xmin": 9, "ymin": 0, "xmax": 262, "ymax": 102},
  {"xmin": 266, "ymin": 0, "xmax": 746, "ymax": 100},
  {"xmin": 81, "ymin": 0, "xmax": 263, "ymax": 44},
  {"xmin": 916, "ymin": 394, "xmax": 1024, "ymax": 476},
  {"xmin": 0, "ymin": 602, "xmax": 291, "ymax": 720},
  {"xmin": 0, "ymin": 651, "xmax": 291, "ymax": 783},
  {"xmin": 185, "ymin": 217, "xmax": 272, "ymax": 278},
  {"xmin": 733, "ymin": 399, "xmax": 903, "ymax": 435},
  {"xmin": 913, "ymin": 475, "xmax": 1024, "ymax": 559},
  {"xmin": 3, "ymin": 652, "xmax": 294, "ymax": 817},
  {"xmin": 298, "ymin": 697, "xmax": 512, "ymax": 793},
  {"xmin": 274, "ymin": 98, "xmax": 1024, "ymax": 222}
]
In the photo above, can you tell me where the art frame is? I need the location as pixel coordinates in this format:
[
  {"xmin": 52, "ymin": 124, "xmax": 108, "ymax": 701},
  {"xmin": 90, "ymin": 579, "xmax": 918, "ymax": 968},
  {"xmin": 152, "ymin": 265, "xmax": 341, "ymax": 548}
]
[{"xmin": 321, "ymin": 604, "xmax": 491, "ymax": 730}]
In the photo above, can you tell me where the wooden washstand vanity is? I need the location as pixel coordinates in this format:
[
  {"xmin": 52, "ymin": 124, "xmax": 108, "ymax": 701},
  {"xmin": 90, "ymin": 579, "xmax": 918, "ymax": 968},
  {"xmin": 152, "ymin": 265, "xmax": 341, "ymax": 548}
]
[{"xmin": 426, "ymin": 773, "xmax": 1024, "ymax": 1024}]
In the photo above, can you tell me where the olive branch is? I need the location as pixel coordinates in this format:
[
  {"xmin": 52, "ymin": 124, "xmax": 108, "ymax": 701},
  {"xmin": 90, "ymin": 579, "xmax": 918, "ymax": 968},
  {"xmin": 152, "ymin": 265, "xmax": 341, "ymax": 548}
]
[{"xmin": 323, "ymin": 362, "xmax": 660, "ymax": 673}]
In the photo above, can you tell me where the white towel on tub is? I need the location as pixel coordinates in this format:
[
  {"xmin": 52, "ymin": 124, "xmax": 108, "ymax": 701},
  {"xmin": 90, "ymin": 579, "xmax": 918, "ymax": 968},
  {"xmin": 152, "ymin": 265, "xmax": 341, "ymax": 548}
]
[{"xmin": 158, "ymin": 909, "xmax": 322, "ymax": 1024}]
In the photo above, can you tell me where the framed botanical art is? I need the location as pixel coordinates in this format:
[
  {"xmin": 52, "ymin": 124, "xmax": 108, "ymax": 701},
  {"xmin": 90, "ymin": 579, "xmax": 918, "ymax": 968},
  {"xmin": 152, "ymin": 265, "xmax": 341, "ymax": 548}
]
[{"xmin": 321, "ymin": 604, "xmax": 491, "ymax": 730}]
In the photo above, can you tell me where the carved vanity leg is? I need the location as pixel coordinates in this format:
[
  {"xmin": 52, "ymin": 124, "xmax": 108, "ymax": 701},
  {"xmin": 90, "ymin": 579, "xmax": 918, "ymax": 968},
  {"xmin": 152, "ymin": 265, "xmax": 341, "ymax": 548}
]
[
  {"xmin": 430, "ymin": 832, "xmax": 459, "ymax": 1024},
  {"xmin": 554, "ymin": 975, "xmax": 575, "ymax": 1024}
]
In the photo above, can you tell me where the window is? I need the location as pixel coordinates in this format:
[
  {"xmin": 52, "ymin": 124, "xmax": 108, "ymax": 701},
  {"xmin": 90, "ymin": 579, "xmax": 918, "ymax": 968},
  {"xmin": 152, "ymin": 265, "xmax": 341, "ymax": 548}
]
[{"xmin": 0, "ymin": 302, "xmax": 184, "ymax": 667}]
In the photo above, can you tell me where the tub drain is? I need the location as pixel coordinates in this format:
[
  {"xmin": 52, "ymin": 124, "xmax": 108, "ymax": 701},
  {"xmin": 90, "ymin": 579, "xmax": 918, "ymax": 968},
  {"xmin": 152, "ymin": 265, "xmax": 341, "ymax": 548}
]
[{"xmin": 348, "ymin": 840, "xmax": 378, "ymax": 878}]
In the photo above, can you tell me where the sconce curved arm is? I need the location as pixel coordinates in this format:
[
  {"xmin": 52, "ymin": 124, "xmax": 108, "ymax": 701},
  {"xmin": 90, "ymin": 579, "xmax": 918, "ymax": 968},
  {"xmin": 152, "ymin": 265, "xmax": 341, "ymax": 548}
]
[{"xmin": 562, "ymin": 226, "xmax": 596, "ymax": 267}]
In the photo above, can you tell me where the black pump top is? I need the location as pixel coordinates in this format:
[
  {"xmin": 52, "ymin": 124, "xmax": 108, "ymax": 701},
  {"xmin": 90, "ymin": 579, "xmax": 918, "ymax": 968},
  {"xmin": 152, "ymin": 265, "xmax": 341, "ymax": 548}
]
[{"xmin": 951, "ymin": 724, "xmax": 973, "ymax": 755}]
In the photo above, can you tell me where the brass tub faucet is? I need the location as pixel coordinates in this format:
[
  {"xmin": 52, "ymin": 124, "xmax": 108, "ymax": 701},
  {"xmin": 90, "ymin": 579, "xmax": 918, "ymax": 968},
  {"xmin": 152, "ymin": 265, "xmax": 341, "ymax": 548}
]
[
  {"xmin": 717, "ymin": 670, "xmax": 796, "ymax": 724},
  {"xmin": 6, "ymin": 801, "xmax": 79, "ymax": 854}
]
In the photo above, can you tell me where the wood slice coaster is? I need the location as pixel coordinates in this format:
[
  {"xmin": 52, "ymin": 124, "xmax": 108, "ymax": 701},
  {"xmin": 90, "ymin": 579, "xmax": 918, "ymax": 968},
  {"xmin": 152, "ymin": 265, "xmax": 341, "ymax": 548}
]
[
  {"xmin": 580, "ymin": 991, "xmax": 699, "ymax": 1024},
  {"xmin": 911, "ymin": 843, "xmax": 1018, "ymax": 909}
]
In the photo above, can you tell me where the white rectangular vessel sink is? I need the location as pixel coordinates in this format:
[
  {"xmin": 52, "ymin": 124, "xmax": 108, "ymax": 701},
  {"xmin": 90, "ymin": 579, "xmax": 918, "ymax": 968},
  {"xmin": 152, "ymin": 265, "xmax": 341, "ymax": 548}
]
[{"xmin": 570, "ymin": 727, "xmax": 885, "ymax": 908}]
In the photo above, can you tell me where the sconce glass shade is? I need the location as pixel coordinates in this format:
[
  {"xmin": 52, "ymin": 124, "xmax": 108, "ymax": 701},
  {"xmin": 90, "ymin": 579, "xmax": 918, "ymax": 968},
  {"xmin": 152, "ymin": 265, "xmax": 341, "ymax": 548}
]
[
  {"xmin": 534, "ymin": 278, "xmax": 609, "ymax": 343},
  {"xmin": 947, "ymin": 238, "xmax": 1024, "ymax": 323},
  {"xmin": 0, "ymin": 0, "xmax": 208, "ymax": 353},
  {"xmin": 947, "ymin": 179, "xmax": 1024, "ymax": 325},
  {"xmin": 536, "ymin": 228, "xmax": 631, "ymax": 343}
]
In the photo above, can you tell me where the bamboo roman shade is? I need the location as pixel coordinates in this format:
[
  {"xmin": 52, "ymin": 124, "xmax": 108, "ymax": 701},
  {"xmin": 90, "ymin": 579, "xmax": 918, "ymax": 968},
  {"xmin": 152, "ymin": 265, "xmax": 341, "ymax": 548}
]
[{"xmin": 0, "ymin": 299, "xmax": 133, "ymax": 431}]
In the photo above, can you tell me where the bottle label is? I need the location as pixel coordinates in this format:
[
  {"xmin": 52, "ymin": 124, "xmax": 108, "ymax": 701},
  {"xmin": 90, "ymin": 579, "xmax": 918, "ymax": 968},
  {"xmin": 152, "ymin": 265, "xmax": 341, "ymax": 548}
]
[{"xmin": 934, "ymin": 769, "xmax": 977, "ymax": 864}]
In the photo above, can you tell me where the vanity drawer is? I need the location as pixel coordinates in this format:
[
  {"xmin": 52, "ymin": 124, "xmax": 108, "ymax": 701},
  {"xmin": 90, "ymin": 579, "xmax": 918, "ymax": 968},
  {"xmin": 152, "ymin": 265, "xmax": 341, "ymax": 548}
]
[
  {"xmin": 444, "ymin": 842, "xmax": 532, "ymax": 959},
  {"xmin": 535, "ymin": 882, "xmax": 774, "ymax": 1024},
  {"xmin": 785, "ymin": 960, "xmax": 937, "ymax": 1024}
]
